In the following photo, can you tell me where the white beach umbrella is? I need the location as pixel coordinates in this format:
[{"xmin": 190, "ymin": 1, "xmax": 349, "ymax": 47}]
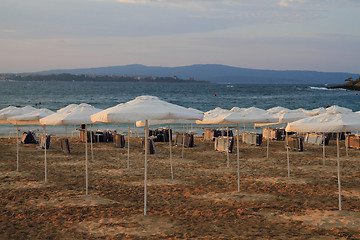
[
  {"xmin": 325, "ymin": 105, "xmax": 353, "ymax": 114},
  {"xmin": 285, "ymin": 112, "xmax": 360, "ymax": 211},
  {"xmin": 91, "ymin": 95, "xmax": 203, "ymax": 215},
  {"xmin": 136, "ymin": 107, "xmax": 204, "ymax": 180},
  {"xmin": 195, "ymin": 107, "xmax": 230, "ymax": 125},
  {"xmin": 40, "ymin": 103, "xmax": 103, "ymax": 193},
  {"xmin": 303, "ymin": 107, "xmax": 326, "ymax": 115},
  {"xmin": 7, "ymin": 108, "xmax": 55, "ymax": 174},
  {"xmin": 220, "ymin": 108, "xmax": 278, "ymax": 192},
  {"xmin": 0, "ymin": 106, "xmax": 39, "ymax": 171},
  {"xmin": 266, "ymin": 106, "xmax": 290, "ymax": 115},
  {"xmin": 278, "ymin": 109, "xmax": 312, "ymax": 123}
]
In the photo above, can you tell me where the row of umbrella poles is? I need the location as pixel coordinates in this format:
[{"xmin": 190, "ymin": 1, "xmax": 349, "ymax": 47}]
[
  {"xmin": 1, "ymin": 100, "xmax": 359, "ymax": 213},
  {"xmin": 0, "ymin": 96, "xmax": 204, "ymax": 216}
]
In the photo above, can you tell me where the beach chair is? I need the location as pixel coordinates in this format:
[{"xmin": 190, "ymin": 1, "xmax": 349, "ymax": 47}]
[
  {"xmin": 114, "ymin": 134, "xmax": 125, "ymax": 148},
  {"xmin": 142, "ymin": 137, "xmax": 155, "ymax": 154},
  {"xmin": 39, "ymin": 135, "xmax": 51, "ymax": 149},
  {"xmin": 60, "ymin": 138, "xmax": 71, "ymax": 154},
  {"xmin": 21, "ymin": 131, "xmax": 38, "ymax": 144}
]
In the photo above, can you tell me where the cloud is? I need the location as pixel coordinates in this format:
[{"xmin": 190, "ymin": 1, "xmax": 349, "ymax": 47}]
[{"xmin": 278, "ymin": 0, "xmax": 305, "ymax": 8}]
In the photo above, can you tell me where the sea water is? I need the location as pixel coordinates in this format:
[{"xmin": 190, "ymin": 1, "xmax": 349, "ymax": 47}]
[{"xmin": 0, "ymin": 80, "xmax": 359, "ymax": 136}]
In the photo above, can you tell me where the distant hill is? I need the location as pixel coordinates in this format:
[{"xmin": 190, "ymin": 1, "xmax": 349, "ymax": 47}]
[{"xmin": 34, "ymin": 64, "xmax": 358, "ymax": 84}]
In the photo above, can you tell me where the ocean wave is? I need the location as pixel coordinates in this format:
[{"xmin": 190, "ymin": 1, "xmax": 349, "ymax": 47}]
[{"xmin": 309, "ymin": 86, "xmax": 333, "ymax": 91}]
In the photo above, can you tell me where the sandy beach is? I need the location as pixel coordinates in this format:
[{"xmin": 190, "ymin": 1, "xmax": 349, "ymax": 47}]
[{"xmin": 0, "ymin": 134, "xmax": 359, "ymax": 239}]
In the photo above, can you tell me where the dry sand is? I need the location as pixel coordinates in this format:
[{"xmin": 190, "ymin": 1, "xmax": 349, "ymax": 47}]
[{"xmin": 0, "ymin": 135, "xmax": 359, "ymax": 239}]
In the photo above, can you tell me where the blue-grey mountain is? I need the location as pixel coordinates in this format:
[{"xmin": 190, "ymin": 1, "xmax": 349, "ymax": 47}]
[{"xmin": 35, "ymin": 64, "xmax": 359, "ymax": 84}]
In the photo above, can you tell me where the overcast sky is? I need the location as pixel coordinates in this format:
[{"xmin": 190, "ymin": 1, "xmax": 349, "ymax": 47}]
[{"xmin": 1, "ymin": 0, "xmax": 359, "ymax": 73}]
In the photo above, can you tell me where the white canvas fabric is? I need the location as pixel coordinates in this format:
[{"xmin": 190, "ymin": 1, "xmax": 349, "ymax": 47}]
[
  {"xmin": 92, "ymin": 96, "xmax": 203, "ymax": 124},
  {"xmin": 8, "ymin": 108, "xmax": 55, "ymax": 125},
  {"xmin": 303, "ymin": 107, "xmax": 326, "ymax": 115},
  {"xmin": 277, "ymin": 109, "xmax": 312, "ymax": 123},
  {"xmin": 136, "ymin": 108, "xmax": 203, "ymax": 127},
  {"xmin": 325, "ymin": 105, "xmax": 353, "ymax": 114},
  {"xmin": 285, "ymin": 112, "xmax": 360, "ymax": 133},
  {"xmin": 0, "ymin": 106, "xmax": 38, "ymax": 124},
  {"xmin": 40, "ymin": 103, "xmax": 102, "ymax": 125},
  {"xmin": 266, "ymin": 106, "xmax": 289, "ymax": 114},
  {"xmin": 195, "ymin": 107, "xmax": 230, "ymax": 125},
  {"xmin": 221, "ymin": 107, "xmax": 277, "ymax": 124}
]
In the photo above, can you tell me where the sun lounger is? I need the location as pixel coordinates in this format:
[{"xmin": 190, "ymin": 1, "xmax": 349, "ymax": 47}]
[
  {"xmin": 175, "ymin": 132, "xmax": 194, "ymax": 147},
  {"xmin": 114, "ymin": 133, "xmax": 125, "ymax": 148},
  {"xmin": 60, "ymin": 138, "xmax": 70, "ymax": 154},
  {"xmin": 39, "ymin": 135, "xmax": 51, "ymax": 149},
  {"xmin": 243, "ymin": 132, "xmax": 262, "ymax": 146},
  {"xmin": 21, "ymin": 131, "xmax": 38, "ymax": 144},
  {"xmin": 215, "ymin": 136, "xmax": 234, "ymax": 153}
]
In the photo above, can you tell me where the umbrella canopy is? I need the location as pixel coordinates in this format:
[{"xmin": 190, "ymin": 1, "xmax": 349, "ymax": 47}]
[
  {"xmin": 0, "ymin": 106, "xmax": 37, "ymax": 124},
  {"xmin": 285, "ymin": 112, "xmax": 360, "ymax": 133},
  {"xmin": 8, "ymin": 108, "xmax": 55, "ymax": 125},
  {"xmin": 195, "ymin": 107, "xmax": 230, "ymax": 125},
  {"xmin": 302, "ymin": 107, "xmax": 326, "ymax": 115},
  {"xmin": 40, "ymin": 103, "xmax": 102, "ymax": 125},
  {"xmin": 91, "ymin": 96, "xmax": 203, "ymax": 123},
  {"xmin": 325, "ymin": 105, "xmax": 353, "ymax": 114},
  {"xmin": 136, "ymin": 107, "xmax": 204, "ymax": 127},
  {"xmin": 277, "ymin": 109, "xmax": 312, "ymax": 123},
  {"xmin": 266, "ymin": 106, "xmax": 290, "ymax": 114},
  {"xmin": 221, "ymin": 107, "xmax": 277, "ymax": 124}
]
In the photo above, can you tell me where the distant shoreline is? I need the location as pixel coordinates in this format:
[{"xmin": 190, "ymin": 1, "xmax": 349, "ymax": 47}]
[
  {"xmin": 0, "ymin": 73, "xmax": 209, "ymax": 84},
  {"xmin": 327, "ymin": 77, "xmax": 360, "ymax": 91}
]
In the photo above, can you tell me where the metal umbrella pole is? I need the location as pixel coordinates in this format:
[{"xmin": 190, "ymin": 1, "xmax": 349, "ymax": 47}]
[
  {"xmin": 127, "ymin": 123, "xmax": 130, "ymax": 169},
  {"xmin": 286, "ymin": 132, "xmax": 290, "ymax": 177},
  {"xmin": 168, "ymin": 123, "xmax": 173, "ymax": 180},
  {"xmin": 226, "ymin": 124, "xmax": 230, "ymax": 168},
  {"xmin": 43, "ymin": 125, "xmax": 47, "ymax": 182},
  {"xmin": 16, "ymin": 125, "xmax": 19, "ymax": 171},
  {"xmin": 336, "ymin": 132, "xmax": 342, "ymax": 211},
  {"xmin": 144, "ymin": 120, "xmax": 149, "ymax": 215},
  {"xmin": 85, "ymin": 124, "xmax": 89, "ymax": 196},
  {"xmin": 236, "ymin": 123, "xmax": 240, "ymax": 192}
]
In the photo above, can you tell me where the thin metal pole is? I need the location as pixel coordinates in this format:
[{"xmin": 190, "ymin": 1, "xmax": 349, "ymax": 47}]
[
  {"xmin": 182, "ymin": 124, "xmax": 185, "ymax": 160},
  {"xmin": 286, "ymin": 132, "xmax": 290, "ymax": 177},
  {"xmin": 337, "ymin": 132, "xmax": 342, "ymax": 211},
  {"xmin": 16, "ymin": 125, "xmax": 19, "ymax": 172},
  {"xmin": 345, "ymin": 133, "xmax": 348, "ymax": 156},
  {"xmin": 322, "ymin": 133, "xmax": 326, "ymax": 165},
  {"xmin": 85, "ymin": 124, "xmax": 88, "ymax": 196},
  {"xmin": 90, "ymin": 124, "xmax": 94, "ymax": 162},
  {"xmin": 43, "ymin": 125, "xmax": 47, "ymax": 182},
  {"xmin": 237, "ymin": 123, "xmax": 240, "ymax": 192},
  {"xmin": 266, "ymin": 125, "xmax": 269, "ymax": 160},
  {"xmin": 144, "ymin": 120, "xmax": 148, "ymax": 215},
  {"xmin": 169, "ymin": 123, "xmax": 173, "ymax": 180},
  {"xmin": 127, "ymin": 123, "xmax": 130, "ymax": 169},
  {"xmin": 226, "ymin": 124, "xmax": 230, "ymax": 168}
]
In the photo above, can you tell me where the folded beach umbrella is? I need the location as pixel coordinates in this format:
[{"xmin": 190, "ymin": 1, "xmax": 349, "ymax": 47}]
[
  {"xmin": 40, "ymin": 103, "xmax": 103, "ymax": 192},
  {"xmin": 285, "ymin": 112, "xmax": 360, "ymax": 211},
  {"xmin": 91, "ymin": 95, "xmax": 203, "ymax": 215}
]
